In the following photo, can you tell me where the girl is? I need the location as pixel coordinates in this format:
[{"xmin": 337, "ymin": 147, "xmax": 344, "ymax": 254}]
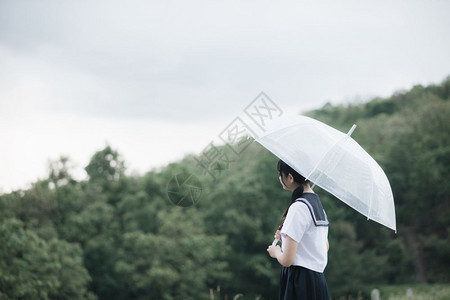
[{"xmin": 267, "ymin": 160, "xmax": 330, "ymax": 300}]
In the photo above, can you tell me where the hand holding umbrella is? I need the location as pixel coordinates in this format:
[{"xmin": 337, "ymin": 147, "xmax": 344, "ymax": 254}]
[{"xmin": 272, "ymin": 228, "xmax": 282, "ymax": 246}]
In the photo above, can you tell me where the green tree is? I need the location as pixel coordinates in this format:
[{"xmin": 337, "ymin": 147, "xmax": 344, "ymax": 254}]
[
  {"xmin": 61, "ymin": 201, "xmax": 118, "ymax": 246},
  {"xmin": 48, "ymin": 239, "xmax": 96, "ymax": 299},
  {"xmin": 85, "ymin": 145, "xmax": 125, "ymax": 190},
  {"xmin": 384, "ymin": 100, "xmax": 450, "ymax": 283},
  {"xmin": 83, "ymin": 236, "xmax": 121, "ymax": 300},
  {"xmin": 116, "ymin": 191, "xmax": 161, "ymax": 234},
  {"xmin": 48, "ymin": 156, "xmax": 76, "ymax": 189},
  {"xmin": 0, "ymin": 219, "xmax": 94, "ymax": 299},
  {"xmin": 115, "ymin": 208, "xmax": 230, "ymax": 300}
]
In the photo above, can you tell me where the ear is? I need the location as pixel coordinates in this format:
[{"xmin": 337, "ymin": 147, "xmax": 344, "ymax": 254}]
[{"xmin": 287, "ymin": 173, "xmax": 295, "ymax": 183}]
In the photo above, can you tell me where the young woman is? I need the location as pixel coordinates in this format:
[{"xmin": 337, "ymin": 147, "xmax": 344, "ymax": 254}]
[{"xmin": 267, "ymin": 160, "xmax": 330, "ymax": 300}]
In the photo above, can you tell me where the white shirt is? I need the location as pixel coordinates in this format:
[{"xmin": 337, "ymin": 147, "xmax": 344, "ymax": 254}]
[{"xmin": 280, "ymin": 201, "xmax": 329, "ymax": 273}]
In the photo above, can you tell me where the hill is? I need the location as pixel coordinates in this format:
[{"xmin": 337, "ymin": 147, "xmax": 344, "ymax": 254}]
[{"xmin": 1, "ymin": 77, "xmax": 449, "ymax": 299}]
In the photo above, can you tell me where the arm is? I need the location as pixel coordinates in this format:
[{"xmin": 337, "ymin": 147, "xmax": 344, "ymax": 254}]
[{"xmin": 267, "ymin": 234, "xmax": 298, "ymax": 267}]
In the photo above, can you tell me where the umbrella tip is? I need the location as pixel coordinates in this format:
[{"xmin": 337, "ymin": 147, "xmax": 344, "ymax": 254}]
[{"xmin": 347, "ymin": 124, "xmax": 357, "ymax": 137}]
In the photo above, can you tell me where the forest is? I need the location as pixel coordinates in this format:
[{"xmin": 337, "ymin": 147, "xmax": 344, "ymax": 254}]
[{"xmin": 1, "ymin": 77, "xmax": 449, "ymax": 299}]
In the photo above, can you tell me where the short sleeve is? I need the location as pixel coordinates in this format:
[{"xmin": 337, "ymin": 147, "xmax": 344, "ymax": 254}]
[{"xmin": 280, "ymin": 202, "xmax": 312, "ymax": 243}]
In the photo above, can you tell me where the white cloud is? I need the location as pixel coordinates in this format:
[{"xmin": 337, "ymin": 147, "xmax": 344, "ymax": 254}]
[
  {"xmin": 0, "ymin": 111, "xmax": 223, "ymax": 192},
  {"xmin": 1, "ymin": 0, "xmax": 450, "ymax": 191}
]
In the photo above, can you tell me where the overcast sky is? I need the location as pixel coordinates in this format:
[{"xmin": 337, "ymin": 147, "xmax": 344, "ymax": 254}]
[{"xmin": 1, "ymin": 0, "xmax": 449, "ymax": 193}]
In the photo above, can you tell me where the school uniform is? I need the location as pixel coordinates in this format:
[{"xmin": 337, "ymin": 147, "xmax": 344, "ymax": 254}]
[{"xmin": 279, "ymin": 192, "xmax": 330, "ymax": 300}]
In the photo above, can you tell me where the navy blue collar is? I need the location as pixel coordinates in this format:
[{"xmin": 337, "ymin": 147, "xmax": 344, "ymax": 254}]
[{"xmin": 295, "ymin": 193, "xmax": 329, "ymax": 227}]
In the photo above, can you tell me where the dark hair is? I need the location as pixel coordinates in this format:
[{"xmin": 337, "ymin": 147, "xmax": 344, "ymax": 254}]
[{"xmin": 277, "ymin": 160, "xmax": 310, "ymax": 221}]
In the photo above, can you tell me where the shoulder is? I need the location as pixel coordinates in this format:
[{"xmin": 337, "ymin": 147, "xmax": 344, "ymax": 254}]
[
  {"xmin": 287, "ymin": 201, "xmax": 311, "ymax": 217},
  {"xmin": 281, "ymin": 201, "xmax": 313, "ymax": 239}
]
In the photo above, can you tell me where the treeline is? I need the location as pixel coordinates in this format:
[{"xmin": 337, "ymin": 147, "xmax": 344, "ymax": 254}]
[{"xmin": 1, "ymin": 77, "xmax": 449, "ymax": 299}]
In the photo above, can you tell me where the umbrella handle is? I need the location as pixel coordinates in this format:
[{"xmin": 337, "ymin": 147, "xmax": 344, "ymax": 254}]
[{"xmin": 272, "ymin": 238, "xmax": 280, "ymax": 246}]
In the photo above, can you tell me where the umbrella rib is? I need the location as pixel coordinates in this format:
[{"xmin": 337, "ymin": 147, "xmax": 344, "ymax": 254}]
[{"xmin": 306, "ymin": 124, "xmax": 357, "ymax": 184}]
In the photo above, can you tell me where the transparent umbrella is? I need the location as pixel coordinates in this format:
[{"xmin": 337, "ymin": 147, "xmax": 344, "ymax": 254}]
[{"xmin": 248, "ymin": 115, "xmax": 396, "ymax": 233}]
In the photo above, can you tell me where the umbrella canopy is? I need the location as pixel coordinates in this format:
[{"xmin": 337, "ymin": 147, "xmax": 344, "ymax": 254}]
[{"xmin": 249, "ymin": 115, "xmax": 396, "ymax": 232}]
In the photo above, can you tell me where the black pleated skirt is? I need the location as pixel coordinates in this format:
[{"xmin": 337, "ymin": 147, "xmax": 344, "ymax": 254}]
[{"xmin": 279, "ymin": 265, "xmax": 329, "ymax": 300}]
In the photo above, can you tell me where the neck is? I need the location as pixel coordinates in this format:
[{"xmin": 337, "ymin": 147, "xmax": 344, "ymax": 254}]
[
  {"xmin": 290, "ymin": 184, "xmax": 313, "ymax": 193},
  {"xmin": 303, "ymin": 185, "xmax": 314, "ymax": 193}
]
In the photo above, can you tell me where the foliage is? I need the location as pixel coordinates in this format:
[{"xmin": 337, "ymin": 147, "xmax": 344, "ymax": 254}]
[
  {"xmin": 0, "ymin": 218, "xmax": 94, "ymax": 300},
  {"xmin": 85, "ymin": 145, "xmax": 126, "ymax": 192},
  {"xmin": 0, "ymin": 77, "xmax": 449, "ymax": 299}
]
